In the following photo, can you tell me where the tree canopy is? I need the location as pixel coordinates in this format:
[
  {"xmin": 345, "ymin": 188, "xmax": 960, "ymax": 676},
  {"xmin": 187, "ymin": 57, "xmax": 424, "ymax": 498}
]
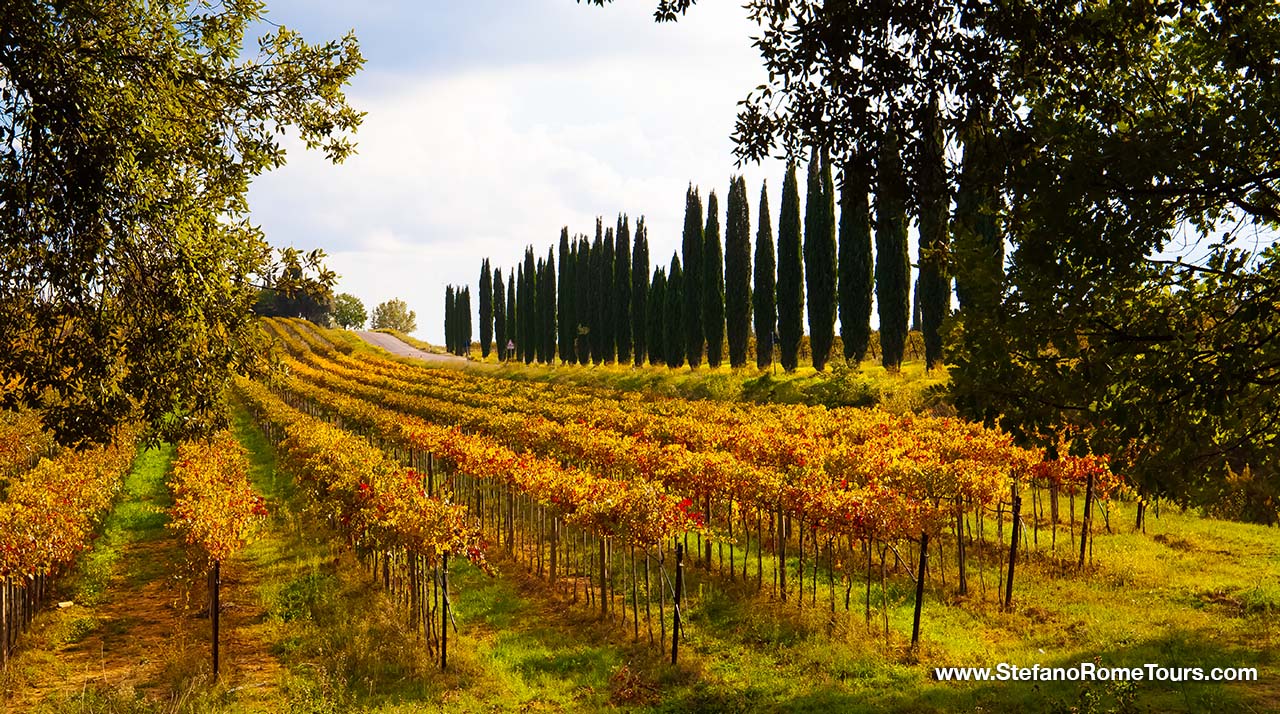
[
  {"xmin": 332, "ymin": 293, "xmax": 367, "ymax": 330},
  {"xmin": 0, "ymin": 0, "xmax": 363, "ymax": 446},
  {"xmin": 373, "ymin": 298, "xmax": 417, "ymax": 334}
]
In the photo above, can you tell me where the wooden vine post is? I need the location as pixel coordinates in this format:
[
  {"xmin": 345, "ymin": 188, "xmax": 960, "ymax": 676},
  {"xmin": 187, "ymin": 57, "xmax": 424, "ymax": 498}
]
[
  {"xmin": 211, "ymin": 560, "xmax": 221, "ymax": 679},
  {"xmin": 441, "ymin": 553, "xmax": 450, "ymax": 671},
  {"xmin": 956, "ymin": 497, "xmax": 968, "ymax": 596},
  {"xmin": 1078, "ymin": 471, "xmax": 1095, "ymax": 569},
  {"xmin": 1004, "ymin": 484, "xmax": 1022, "ymax": 611},
  {"xmin": 671, "ymin": 541, "xmax": 684, "ymax": 665},
  {"xmin": 911, "ymin": 532, "xmax": 929, "ymax": 648}
]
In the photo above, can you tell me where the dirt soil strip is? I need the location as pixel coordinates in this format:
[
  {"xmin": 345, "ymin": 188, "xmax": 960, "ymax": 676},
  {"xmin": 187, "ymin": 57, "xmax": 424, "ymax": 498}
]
[
  {"xmin": 6, "ymin": 446, "xmax": 285, "ymax": 709},
  {"xmin": 355, "ymin": 330, "xmax": 467, "ymax": 364}
]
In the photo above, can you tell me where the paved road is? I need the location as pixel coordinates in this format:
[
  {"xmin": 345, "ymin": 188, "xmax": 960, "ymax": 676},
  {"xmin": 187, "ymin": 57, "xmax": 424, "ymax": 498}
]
[{"xmin": 355, "ymin": 331, "xmax": 467, "ymax": 365}]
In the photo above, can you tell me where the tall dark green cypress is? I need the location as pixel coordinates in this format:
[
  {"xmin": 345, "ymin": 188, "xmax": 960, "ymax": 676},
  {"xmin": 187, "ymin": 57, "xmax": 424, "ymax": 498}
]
[
  {"xmin": 953, "ymin": 116, "xmax": 1003, "ymax": 312},
  {"xmin": 558, "ymin": 228, "xmax": 574, "ymax": 364},
  {"xmin": 458, "ymin": 287, "xmax": 468, "ymax": 358},
  {"xmin": 703, "ymin": 190, "xmax": 725, "ymax": 368},
  {"xmin": 544, "ymin": 247, "xmax": 557, "ymax": 363},
  {"xmin": 523, "ymin": 247, "xmax": 536, "ymax": 364},
  {"xmin": 515, "ymin": 264, "xmax": 524, "ymax": 359},
  {"xmin": 725, "ymin": 176, "xmax": 752, "ymax": 368},
  {"xmin": 601, "ymin": 226, "xmax": 616, "ymax": 362},
  {"xmin": 777, "ymin": 163, "xmax": 804, "ymax": 372},
  {"xmin": 805, "ymin": 150, "xmax": 837, "ymax": 371},
  {"xmin": 911, "ymin": 277, "xmax": 921, "ymax": 332},
  {"xmin": 876, "ymin": 121, "xmax": 911, "ymax": 370},
  {"xmin": 839, "ymin": 156, "xmax": 875, "ymax": 363},
  {"xmin": 681, "ymin": 186, "xmax": 704, "ymax": 368},
  {"xmin": 493, "ymin": 267, "xmax": 506, "ymax": 361},
  {"xmin": 754, "ymin": 181, "xmax": 776, "ymax": 369},
  {"xmin": 614, "ymin": 214, "xmax": 632, "ymax": 364},
  {"xmin": 665, "ymin": 254, "xmax": 685, "ymax": 368},
  {"xmin": 444, "ymin": 284, "xmax": 455, "ymax": 354},
  {"xmin": 575, "ymin": 235, "xmax": 592, "ymax": 364},
  {"xmin": 535, "ymin": 257, "xmax": 546, "ymax": 363},
  {"xmin": 479, "ymin": 259, "xmax": 492, "ymax": 358},
  {"xmin": 631, "ymin": 218, "xmax": 650, "ymax": 366},
  {"xmin": 589, "ymin": 226, "xmax": 604, "ymax": 364},
  {"xmin": 917, "ymin": 97, "xmax": 951, "ymax": 370},
  {"xmin": 506, "ymin": 273, "xmax": 516, "ymax": 360},
  {"xmin": 647, "ymin": 266, "xmax": 665, "ymax": 366}
]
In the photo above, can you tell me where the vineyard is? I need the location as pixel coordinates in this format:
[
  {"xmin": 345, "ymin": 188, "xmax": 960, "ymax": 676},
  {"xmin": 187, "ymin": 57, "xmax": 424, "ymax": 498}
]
[
  {"xmin": 3, "ymin": 0, "xmax": 1278, "ymax": 710},
  {"xmin": 0, "ymin": 321, "xmax": 1273, "ymax": 711}
]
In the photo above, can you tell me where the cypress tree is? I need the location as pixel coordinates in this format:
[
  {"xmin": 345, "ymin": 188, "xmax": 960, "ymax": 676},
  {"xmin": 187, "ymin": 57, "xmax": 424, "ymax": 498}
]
[
  {"xmin": 703, "ymin": 190, "xmax": 725, "ymax": 368},
  {"xmin": 917, "ymin": 97, "xmax": 951, "ymax": 370},
  {"xmin": 953, "ymin": 115, "xmax": 1003, "ymax": 312},
  {"xmin": 665, "ymin": 254, "xmax": 685, "ymax": 368},
  {"xmin": 461, "ymin": 287, "xmax": 472, "ymax": 357},
  {"xmin": 805, "ymin": 150, "xmax": 837, "ymax": 371},
  {"xmin": 479, "ymin": 259, "xmax": 492, "ymax": 358},
  {"xmin": 575, "ymin": 236, "xmax": 592, "ymax": 364},
  {"xmin": 535, "ymin": 257, "xmax": 546, "ymax": 363},
  {"xmin": 725, "ymin": 176, "xmax": 752, "ymax": 368},
  {"xmin": 515, "ymin": 264, "xmax": 524, "ymax": 359},
  {"xmin": 506, "ymin": 273, "xmax": 516, "ymax": 360},
  {"xmin": 601, "ymin": 226, "xmax": 616, "ymax": 362},
  {"xmin": 911, "ymin": 277, "xmax": 921, "ymax": 332},
  {"xmin": 494, "ymin": 267, "xmax": 506, "ymax": 361},
  {"xmin": 590, "ymin": 226, "xmax": 604, "ymax": 364},
  {"xmin": 681, "ymin": 186, "xmax": 704, "ymax": 367},
  {"xmin": 631, "ymin": 218, "xmax": 650, "ymax": 366},
  {"xmin": 523, "ymin": 247, "xmax": 536, "ymax": 364},
  {"xmin": 754, "ymin": 181, "xmax": 776, "ymax": 369},
  {"xmin": 777, "ymin": 163, "xmax": 804, "ymax": 372},
  {"xmin": 444, "ymin": 284, "xmax": 455, "ymax": 354},
  {"xmin": 839, "ymin": 156, "xmax": 875, "ymax": 363},
  {"xmin": 558, "ymin": 228, "xmax": 573, "ymax": 364},
  {"xmin": 615, "ymin": 214, "xmax": 632, "ymax": 364},
  {"xmin": 876, "ymin": 121, "xmax": 911, "ymax": 370},
  {"xmin": 544, "ymin": 247, "xmax": 557, "ymax": 363},
  {"xmin": 647, "ymin": 266, "xmax": 665, "ymax": 366}
]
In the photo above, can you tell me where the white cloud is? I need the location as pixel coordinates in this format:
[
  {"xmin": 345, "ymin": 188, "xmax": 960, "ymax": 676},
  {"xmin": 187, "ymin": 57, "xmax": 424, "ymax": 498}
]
[{"xmin": 247, "ymin": 3, "xmax": 803, "ymax": 343}]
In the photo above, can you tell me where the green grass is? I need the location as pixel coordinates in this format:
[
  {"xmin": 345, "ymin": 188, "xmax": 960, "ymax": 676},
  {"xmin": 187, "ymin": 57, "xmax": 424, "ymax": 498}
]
[{"xmin": 72, "ymin": 445, "xmax": 175, "ymax": 602}]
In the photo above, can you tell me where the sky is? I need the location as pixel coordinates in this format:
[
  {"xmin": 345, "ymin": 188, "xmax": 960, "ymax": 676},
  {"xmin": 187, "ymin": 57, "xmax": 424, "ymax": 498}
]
[{"xmin": 247, "ymin": 0, "xmax": 803, "ymax": 344}]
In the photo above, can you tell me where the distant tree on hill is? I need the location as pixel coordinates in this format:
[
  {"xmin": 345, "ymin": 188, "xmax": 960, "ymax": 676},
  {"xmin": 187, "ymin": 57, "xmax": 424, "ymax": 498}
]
[
  {"xmin": 374, "ymin": 298, "xmax": 417, "ymax": 334},
  {"xmin": 332, "ymin": 293, "xmax": 367, "ymax": 330}
]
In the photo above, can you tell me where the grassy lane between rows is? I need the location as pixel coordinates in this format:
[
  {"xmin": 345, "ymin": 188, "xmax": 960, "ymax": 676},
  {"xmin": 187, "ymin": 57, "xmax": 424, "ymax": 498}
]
[{"xmin": 0, "ymin": 444, "xmax": 204, "ymax": 710}]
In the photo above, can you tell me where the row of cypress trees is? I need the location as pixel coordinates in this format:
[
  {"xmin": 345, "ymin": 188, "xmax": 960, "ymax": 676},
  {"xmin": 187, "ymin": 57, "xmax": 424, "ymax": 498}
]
[
  {"xmin": 465, "ymin": 146, "xmax": 951, "ymax": 372},
  {"xmin": 442, "ymin": 284, "xmax": 472, "ymax": 357}
]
